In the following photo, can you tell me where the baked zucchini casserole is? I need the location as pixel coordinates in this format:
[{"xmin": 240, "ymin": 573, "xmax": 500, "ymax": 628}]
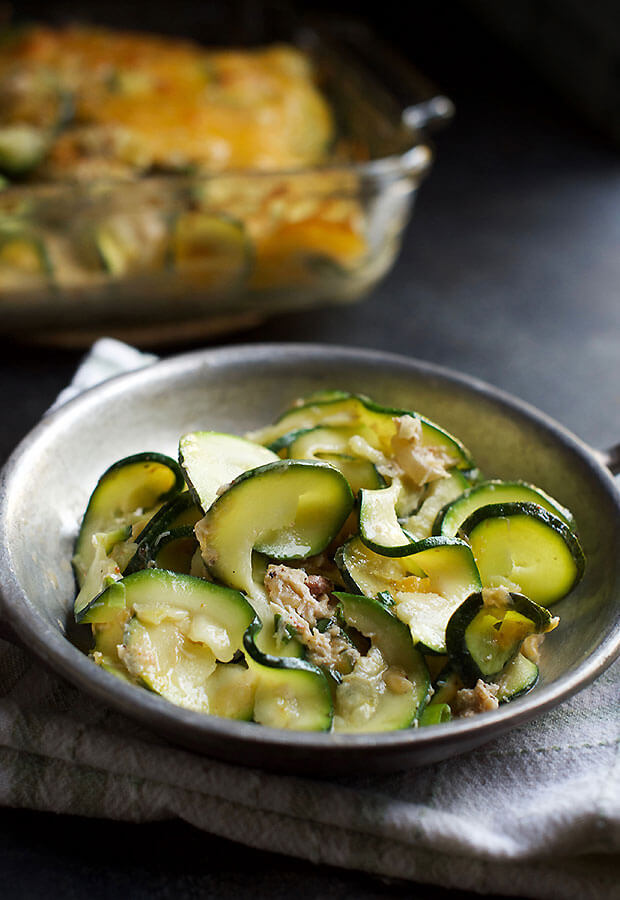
[{"xmin": 0, "ymin": 24, "xmax": 370, "ymax": 307}]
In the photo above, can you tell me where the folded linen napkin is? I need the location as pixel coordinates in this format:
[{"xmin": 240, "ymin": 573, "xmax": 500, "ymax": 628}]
[{"xmin": 1, "ymin": 339, "xmax": 618, "ymax": 900}]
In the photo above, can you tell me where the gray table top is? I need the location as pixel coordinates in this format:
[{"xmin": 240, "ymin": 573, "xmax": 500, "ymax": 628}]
[{"xmin": 1, "ymin": 6, "xmax": 619, "ymax": 898}]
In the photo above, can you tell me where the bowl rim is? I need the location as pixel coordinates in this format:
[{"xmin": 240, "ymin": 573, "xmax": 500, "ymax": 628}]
[{"xmin": 1, "ymin": 342, "xmax": 619, "ymax": 763}]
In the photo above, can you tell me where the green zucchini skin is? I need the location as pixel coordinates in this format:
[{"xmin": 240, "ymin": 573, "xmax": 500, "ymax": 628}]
[
  {"xmin": 419, "ymin": 703, "xmax": 451, "ymax": 726},
  {"xmin": 445, "ymin": 590, "xmax": 552, "ymax": 685},
  {"xmin": 358, "ymin": 483, "xmax": 412, "ymax": 555},
  {"xmin": 496, "ymin": 653, "xmax": 539, "ymax": 703},
  {"xmin": 243, "ymin": 620, "xmax": 333, "ymax": 732},
  {"xmin": 333, "ymin": 591, "xmax": 431, "ymax": 731},
  {"xmin": 199, "ymin": 459, "xmax": 354, "ymax": 603},
  {"xmin": 433, "ymin": 479, "xmax": 576, "ymax": 537},
  {"xmin": 266, "ymin": 427, "xmax": 312, "ymax": 455},
  {"xmin": 253, "ymin": 392, "xmax": 475, "ymax": 472},
  {"xmin": 73, "ymin": 452, "xmax": 185, "ymax": 591},
  {"xmin": 336, "ymin": 535, "xmax": 481, "ymax": 655},
  {"xmin": 138, "ymin": 525, "xmax": 198, "ymax": 575},
  {"xmin": 403, "ymin": 469, "xmax": 472, "ymax": 542},
  {"xmin": 178, "ymin": 431, "xmax": 278, "ymax": 513},
  {"xmin": 335, "ymin": 535, "xmax": 424, "ymax": 598},
  {"xmin": 80, "ymin": 568, "xmax": 256, "ymax": 656},
  {"xmin": 459, "ymin": 501, "xmax": 585, "ymax": 607},
  {"xmin": 123, "ymin": 493, "xmax": 201, "ymax": 575}
]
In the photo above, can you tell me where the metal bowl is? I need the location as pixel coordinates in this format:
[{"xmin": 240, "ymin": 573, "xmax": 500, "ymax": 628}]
[{"xmin": 0, "ymin": 344, "xmax": 618, "ymax": 774}]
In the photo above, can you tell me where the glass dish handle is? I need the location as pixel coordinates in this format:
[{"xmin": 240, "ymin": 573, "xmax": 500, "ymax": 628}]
[{"xmin": 402, "ymin": 96, "xmax": 455, "ymax": 131}]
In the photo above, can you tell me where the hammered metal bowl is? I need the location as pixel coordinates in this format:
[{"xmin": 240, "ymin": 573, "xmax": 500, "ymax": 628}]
[{"xmin": 0, "ymin": 344, "xmax": 618, "ymax": 774}]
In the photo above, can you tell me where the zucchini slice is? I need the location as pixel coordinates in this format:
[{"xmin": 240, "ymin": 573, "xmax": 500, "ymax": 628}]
[
  {"xmin": 338, "ymin": 535, "xmax": 481, "ymax": 654},
  {"xmin": 333, "ymin": 592, "xmax": 430, "ymax": 732},
  {"xmin": 120, "ymin": 616, "xmax": 257, "ymax": 717},
  {"xmin": 90, "ymin": 211, "xmax": 169, "ymax": 276},
  {"xmin": 277, "ymin": 423, "xmax": 384, "ymax": 494},
  {"xmin": 445, "ymin": 589, "xmax": 553, "ymax": 684},
  {"xmin": 0, "ymin": 125, "xmax": 49, "ymax": 176},
  {"xmin": 390, "ymin": 540, "xmax": 482, "ymax": 654},
  {"xmin": 178, "ymin": 431, "xmax": 277, "ymax": 513},
  {"xmin": 250, "ymin": 393, "xmax": 474, "ymax": 472},
  {"xmin": 496, "ymin": 653, "xmax": 539, "ymax": 703},
  {"xmin": 429, "ymin": 664, "xmax": 463, "ymax": 707},
  {"xmin": 286, "ymin": 423, "xmax": 381, "ymax": 459},
  {"xmin": 419, "ymin": 703, "xmax": 451, "ymax": 726},
  {"xmin": 79, "ymin": 569, "xmax": 256, "ymax": 662},
  {"xmin": 197, "ymin": 460, "xmax": 354, "ymax": 608},
  {"xmin": 244, "ymin": 621, "xmax": 333, "ymax": 731},
  {"xmin": 171, "ymin": 211, "xmax": 251, "ymax": 291},
  {"xmin": 124, "ymin": 492, "xmax": 201, "ymax": 575},
  {"xmin": 434, "ymin": 479, "xmax": 575, "ymax": 537},
  {"xmin": 91, "ymin": 618, "xmax": 134, "ymax": 683},
  {"xmin": 337, "ymin": 535, "xmax": 424, "ymax": 598},
  {"xmin": 122, "ymin": 616, "xmax": 217, "ymax": 709},
  {"xmin": 139, "ymin": 526, "xmax": 198, "ymax": 575},
  {"xmin": 0, "ymin": 226, "xmax": 52, "ymax": 290},
  {"xmin": 73, "ymin": 525, "xmax": 132, "ymax": 617},
  {"xmin": 319, "ymin": 455, "xmax": 384, "ymax": 495},
  {"xmin": 359, "ymin": 483, "xmax": 411, "ymax": 554},
  {"xmin": 460, "ymin": 502, "xmax": 585, "ymax": 607},
  {"xmin": 73, "ymin": 452, "xmax": 185, "ymax": 598},
  {"xmin": 403, "ymin": 470, "xmax": 472, "ymax": 541}
]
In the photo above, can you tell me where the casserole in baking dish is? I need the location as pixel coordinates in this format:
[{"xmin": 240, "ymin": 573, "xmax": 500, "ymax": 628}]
[{"xmin": 0, "ymin": 16, "xmax": 443, "ymax": 344}]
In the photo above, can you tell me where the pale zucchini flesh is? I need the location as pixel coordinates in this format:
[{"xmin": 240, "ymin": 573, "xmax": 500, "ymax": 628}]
[
  {"xmin": 79, "ymin": 569, "xmax": 255, "ymax": 663},
  {"xmin": 244, "ymin": 621, "xmax": 333, "ymax": 731},
  {"xmin": 199, "ymin": 460, "xmax": 354, "ymax": 603},
  {"xmin": 390, "ymin": 540, "xmax": 482, "ymax": 654},
  {"xmin": 73, "ymin": 452, "xmax": 185, "ymax": 593},
  {"xmin": 120, "ymin": 617, "xmax": 257, "ymax": 718},
  {"xmin": 179, "ymin": 431, "xmax": 278, "ymax": 513},
  {"xmin": 359, "ymin": 483, "xmax": 412, "ymax": 554},
  {"xmin": 333, "ymin": 592, "xmax": 430, "ymax": 732},
  {"xmin": 434, "ymin": 479, "xmax": 575, "ymax": 537},
  {"xmin": 460, "ymin": 502, "xmax": 585, "ymax": 607},
  {"xmin": 250, "ymin": 393, "xmax": 474, "ymax": 471},
  {"xmin": 338, "ymin": 535, "xmax": 481, "ymax": 655},
  {"xmin": 318, "ymin": 454, "xmax": 383, "ymax": 495},
  {"xmin": 496, "ymin": 653, "xmax": 539, "ymax": 703},
  {"xmin": 404, "ymin": 470, "xmax": 471, "ymax": 541},
  {"xmin": 446, "ymin": 590, "xmax": 552, "ymax": 683}
]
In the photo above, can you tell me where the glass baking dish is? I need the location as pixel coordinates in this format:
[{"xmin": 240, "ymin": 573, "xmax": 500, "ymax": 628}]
[{"xmin": 0, "ymin": 8, "xmax": 453, "ymax": 347}]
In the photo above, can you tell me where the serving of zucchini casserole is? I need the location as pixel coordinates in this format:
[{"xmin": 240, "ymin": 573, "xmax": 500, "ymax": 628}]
[{"xmin": 72, "ymin": 390, "xmax": 585, "ymax": 732}]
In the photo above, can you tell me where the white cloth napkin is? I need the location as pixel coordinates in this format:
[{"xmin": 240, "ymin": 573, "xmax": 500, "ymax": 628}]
[{"xmin": 1, "ymin": 339, "xmax": 618, "ymax": 900}]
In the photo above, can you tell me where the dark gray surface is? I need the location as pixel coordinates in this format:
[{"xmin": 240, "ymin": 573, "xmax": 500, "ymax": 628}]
[{"xmin": 1, "ymin": 2, "xmax": 619, "ymax": 897}]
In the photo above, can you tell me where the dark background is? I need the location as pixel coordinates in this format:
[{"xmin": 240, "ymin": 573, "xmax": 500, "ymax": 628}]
[{"xmin": 1, "ymin": 1, "xmax": 619, "ymax": 897}]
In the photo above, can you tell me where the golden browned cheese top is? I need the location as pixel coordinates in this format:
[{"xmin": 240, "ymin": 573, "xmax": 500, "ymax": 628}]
[{"xmin": 0, "ymin": 24, "xmax": 334, "ymax": 176}]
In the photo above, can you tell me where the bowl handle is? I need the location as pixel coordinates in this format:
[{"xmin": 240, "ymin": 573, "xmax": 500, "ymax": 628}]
[{"xmin": 595, "ymin": 443, "xmax": 620, "ymax": 476}]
